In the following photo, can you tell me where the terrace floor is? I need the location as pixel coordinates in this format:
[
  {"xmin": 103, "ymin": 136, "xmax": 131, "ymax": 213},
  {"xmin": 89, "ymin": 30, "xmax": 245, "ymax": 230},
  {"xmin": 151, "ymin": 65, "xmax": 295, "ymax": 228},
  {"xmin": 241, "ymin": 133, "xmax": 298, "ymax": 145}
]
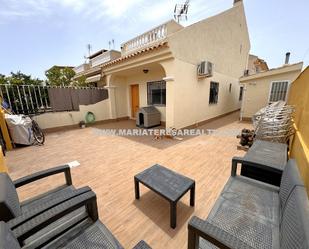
[{"xmin": 6, "ymin": 111, "xmax": 251, "ymax": 249}]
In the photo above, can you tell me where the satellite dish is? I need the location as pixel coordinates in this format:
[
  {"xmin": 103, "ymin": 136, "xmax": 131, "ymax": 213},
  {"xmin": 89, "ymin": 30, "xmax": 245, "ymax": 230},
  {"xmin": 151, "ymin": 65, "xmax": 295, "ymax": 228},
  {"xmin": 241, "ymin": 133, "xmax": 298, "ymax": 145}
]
[{"xmin": 174, "ymin": 0, "xmax": 190, "ymax": 23}]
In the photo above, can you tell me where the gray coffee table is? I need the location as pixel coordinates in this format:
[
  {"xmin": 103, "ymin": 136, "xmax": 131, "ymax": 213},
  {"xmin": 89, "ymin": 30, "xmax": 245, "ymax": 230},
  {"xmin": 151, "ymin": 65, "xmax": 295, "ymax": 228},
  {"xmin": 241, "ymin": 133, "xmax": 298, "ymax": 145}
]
[{"xmin": 134, "ymin": 164, "xmax": 195, "ymax": 229}]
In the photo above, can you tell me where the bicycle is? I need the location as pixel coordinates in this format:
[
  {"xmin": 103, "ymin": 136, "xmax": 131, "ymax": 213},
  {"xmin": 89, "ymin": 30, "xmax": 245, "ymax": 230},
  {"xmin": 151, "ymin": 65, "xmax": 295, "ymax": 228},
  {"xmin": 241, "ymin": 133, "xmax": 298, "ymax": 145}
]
[
  {"xmin": 28, "ymin": 114, "xmax": 45, "ymax": 145},
  {"xmin": 1, "ymin": 104, "xmax": 45, "ymax": 146}
]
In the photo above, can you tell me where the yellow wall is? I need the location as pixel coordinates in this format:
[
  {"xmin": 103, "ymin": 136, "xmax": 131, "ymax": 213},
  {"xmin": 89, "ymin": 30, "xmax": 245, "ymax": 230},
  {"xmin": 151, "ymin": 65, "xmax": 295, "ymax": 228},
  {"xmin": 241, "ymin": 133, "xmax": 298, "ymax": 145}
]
[
  {"xmin": 241, "ymin": 63, "xmax": 303, "ymax": 119},
  {"xmin": 0, "ymin": 106, "xmax": 13, "ymax": 151},
  {"xmin": 288, "ymin": 66, "xmax": 309, "ymax": 194},
  {"xmin": 0, "ymin": 147, "xmax": 8, "ymax": 173}
]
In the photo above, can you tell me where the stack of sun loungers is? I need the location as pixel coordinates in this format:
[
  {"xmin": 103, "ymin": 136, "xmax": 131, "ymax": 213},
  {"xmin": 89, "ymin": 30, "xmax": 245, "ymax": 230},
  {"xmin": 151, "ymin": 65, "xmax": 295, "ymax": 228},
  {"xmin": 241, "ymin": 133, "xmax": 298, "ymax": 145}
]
[{"xmin": 253, "ymin": 101, "xmax": 295, "ymax": 143}]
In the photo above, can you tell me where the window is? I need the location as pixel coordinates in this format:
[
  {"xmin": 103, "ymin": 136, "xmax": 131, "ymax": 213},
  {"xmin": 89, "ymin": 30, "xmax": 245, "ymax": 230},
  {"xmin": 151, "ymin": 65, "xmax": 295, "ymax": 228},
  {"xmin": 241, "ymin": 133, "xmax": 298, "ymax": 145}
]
[
  {"xmin": 209, "ymin": 82, "xmax": 219, "ymax": 104},
  {"xmin": 229, "ymin": 83, "xmax": 232, "ymax": 93},
  {"xmin": 269, "ymin": 81, "xmax": 289, "ymax": 102},
  {"xmin": 147, "ymin": 80, "xmax": 166, "ymax": 105},
  {"xmin": 239, "ymin": 86, "xmax": 244, "ymax": 101}
]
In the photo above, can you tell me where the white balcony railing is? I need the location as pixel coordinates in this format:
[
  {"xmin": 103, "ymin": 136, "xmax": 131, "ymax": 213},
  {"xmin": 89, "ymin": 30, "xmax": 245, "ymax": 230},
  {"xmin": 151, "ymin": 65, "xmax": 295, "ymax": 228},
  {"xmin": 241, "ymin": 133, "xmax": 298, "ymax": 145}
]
[
  {"xmin": 74, "ymin": 64, "xmax": 89, "ymax": 74},
  {"xmin": 121, "ymin": 23, "xmax": 168, "ymax": 55},
  {"xmin": 91, "ymin": 51, "xmax": 112, "ymax": 67}
]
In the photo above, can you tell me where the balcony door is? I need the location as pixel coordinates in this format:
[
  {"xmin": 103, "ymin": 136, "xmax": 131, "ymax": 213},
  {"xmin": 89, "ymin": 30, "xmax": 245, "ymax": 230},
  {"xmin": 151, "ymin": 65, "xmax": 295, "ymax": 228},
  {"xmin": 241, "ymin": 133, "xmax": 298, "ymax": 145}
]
[{"xmin": 131, "ymin": 84, "xmax": 139, "ymax": 118}]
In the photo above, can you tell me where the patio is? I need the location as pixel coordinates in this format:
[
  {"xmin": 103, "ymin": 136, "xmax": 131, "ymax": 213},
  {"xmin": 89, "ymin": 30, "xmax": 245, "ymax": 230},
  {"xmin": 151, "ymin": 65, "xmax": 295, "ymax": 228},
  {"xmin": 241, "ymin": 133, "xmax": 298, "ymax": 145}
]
[{"xmin": 6, "ymin": 111, "xmax": 249, "ymax": 249}]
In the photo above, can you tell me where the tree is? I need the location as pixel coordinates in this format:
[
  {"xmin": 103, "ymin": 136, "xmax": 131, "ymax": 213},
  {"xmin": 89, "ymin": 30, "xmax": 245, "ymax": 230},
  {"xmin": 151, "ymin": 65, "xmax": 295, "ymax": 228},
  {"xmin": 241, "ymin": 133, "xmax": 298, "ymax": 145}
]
[
  {"xmin": 45, "ymin": 66, "xmax": 76, "ymax": 86},
  {"xmin": 0, "ymin": 72, "xmax": 44, "ymax": 113},
  {"xmin": 0, "ymin": 71, "xmax": 43, "ymax": 85},
  {"xmin": 72, "ymin": 75, "xmax": 87, "ymax": 87},
  {"xmin": 0, "ymin": 74, "xmax": 7, "ymax": 85}
]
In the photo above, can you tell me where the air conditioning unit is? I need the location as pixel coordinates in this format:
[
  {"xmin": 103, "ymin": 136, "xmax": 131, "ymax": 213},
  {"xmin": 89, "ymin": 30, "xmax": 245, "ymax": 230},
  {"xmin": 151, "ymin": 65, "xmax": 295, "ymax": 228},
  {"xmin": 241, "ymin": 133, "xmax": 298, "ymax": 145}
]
[{"xmin": 197, "ymin": 61, "xmax": 213, "ymax": 77}]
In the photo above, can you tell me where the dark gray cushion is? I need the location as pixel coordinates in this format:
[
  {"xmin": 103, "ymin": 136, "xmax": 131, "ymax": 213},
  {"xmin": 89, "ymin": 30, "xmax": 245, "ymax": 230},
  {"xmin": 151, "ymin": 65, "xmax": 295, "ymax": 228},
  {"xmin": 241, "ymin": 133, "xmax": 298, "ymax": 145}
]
[
  {"xmin": 279, "ymin": 159, "xmax": 304, "ymax": 211},
  {"xmin": 0, "ymin": 221, "xmax": 20, "ymax": 249},
  {"xmin": 0, "ymin": 173, "xmax": 21, "ymax": 222},
  {"xmin": 205, "ymin": 197, "xmax": 280, "ymax": 249},
  {"xmin": 280, "ymin": 186, "xmax": 309, "ymax": 249},
  {"xmin": 60, "ymin": 220, "xmax": 124, "ymax": 249},
  {"xmin": 220, "ymin": 176, "xmax": 280, "ymax": 224},
  {"xmin": 20, "ymin": 185, "xmax": 75, "ymax": 214}
]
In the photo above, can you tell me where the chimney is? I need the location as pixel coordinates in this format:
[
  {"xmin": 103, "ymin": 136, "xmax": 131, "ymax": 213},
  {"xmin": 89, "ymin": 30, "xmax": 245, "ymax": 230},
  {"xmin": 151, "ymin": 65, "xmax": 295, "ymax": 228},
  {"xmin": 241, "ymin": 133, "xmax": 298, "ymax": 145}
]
[
  {"xmin": 285, "ymin": 52, "xmax": 291, "ymax": 64},
  {"xmin": 233, "ymin": 0, "xmax": 242, "ymax": 5}
]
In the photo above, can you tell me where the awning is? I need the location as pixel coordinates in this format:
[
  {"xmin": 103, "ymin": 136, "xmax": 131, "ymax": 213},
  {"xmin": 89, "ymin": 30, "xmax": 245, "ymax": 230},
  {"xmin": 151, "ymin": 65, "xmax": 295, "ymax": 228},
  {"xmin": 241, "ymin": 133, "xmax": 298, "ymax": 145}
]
[{"xmin": 85, "ymin": 74, "xmax": 101, "ymax": 83}]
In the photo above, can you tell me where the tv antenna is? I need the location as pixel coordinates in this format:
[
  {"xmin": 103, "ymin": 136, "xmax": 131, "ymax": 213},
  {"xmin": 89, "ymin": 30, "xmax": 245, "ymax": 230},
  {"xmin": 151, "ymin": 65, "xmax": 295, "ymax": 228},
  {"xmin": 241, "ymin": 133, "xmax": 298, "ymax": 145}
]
[
  {"xmin": 87, "ymin": 44, "xmax": 92, "ymax": 57},
  {"xmin": 108, "ymin": 39, "xmax": 115, "ymax": 50},
  {"xmin": 174, "ymin": 0, "xmax": 190, "ymax": 23},
  {"xmin": 83, "ymin": 44, "xmax": 92, "ymax": 63}
]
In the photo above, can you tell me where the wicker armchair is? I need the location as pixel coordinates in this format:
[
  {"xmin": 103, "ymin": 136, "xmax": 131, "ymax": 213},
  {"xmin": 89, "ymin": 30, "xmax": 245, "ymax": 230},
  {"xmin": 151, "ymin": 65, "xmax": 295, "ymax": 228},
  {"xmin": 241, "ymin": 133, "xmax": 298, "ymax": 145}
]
[
  {"xmin": 188, "ymin": 159, "xmax": 309, "ymax": 249},
  {"xmin": 0, "ymin": 191, "xmax": 151, "ymax": 249},
  {"xmin": 0, "ymin": 165, "xmax": 91, "ymax": 225}
]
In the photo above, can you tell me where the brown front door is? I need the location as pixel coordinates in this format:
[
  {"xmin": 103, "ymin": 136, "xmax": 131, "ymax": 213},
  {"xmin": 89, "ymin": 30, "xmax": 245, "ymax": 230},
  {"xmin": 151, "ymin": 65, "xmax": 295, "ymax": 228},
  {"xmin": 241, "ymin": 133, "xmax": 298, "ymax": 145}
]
[{"xmin": 131, "ymin": 84, "xmax": 139, "ymax": 118}]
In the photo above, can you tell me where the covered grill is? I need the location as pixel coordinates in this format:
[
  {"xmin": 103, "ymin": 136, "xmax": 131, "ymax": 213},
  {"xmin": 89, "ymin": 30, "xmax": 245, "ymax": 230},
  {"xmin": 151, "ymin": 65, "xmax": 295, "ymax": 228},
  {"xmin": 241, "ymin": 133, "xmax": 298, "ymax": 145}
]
[{"xmin": 136, "ymin": 106, "xmax": 161, "ymax": 128}]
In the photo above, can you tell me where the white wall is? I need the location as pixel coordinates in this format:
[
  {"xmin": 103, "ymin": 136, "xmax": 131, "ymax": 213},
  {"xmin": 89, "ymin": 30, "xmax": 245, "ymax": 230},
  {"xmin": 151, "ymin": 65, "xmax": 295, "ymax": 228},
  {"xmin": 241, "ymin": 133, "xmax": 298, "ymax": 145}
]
[
  {"xmin": 241, "ymin": 69, "xmax": 302, "ymax": 118},
  {"xmin": 170, "ymin": 58, "xmax": 241, "ymax": 128},
  {"xmin": 112, "ymin": 76, "xmax": 129, "ymax": 118},
  {"xmin": 101, "ymin": 3, "xmax": 249, "ymax": 128},
  {"xmin": 168, "ymin": 2, "xmax": 250, "ymax": 79},
  {"xmin": 33, "ymin": 99, "xmax": 110, "ymax": 129},
  {"xmin": 161, "ymin": 2, "xmax": 249, "ymax": 128}
]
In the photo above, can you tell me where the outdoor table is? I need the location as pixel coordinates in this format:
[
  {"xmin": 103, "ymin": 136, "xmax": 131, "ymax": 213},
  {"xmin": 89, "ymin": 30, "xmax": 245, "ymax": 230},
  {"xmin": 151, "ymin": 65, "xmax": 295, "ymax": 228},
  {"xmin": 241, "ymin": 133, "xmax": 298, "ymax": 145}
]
[{"xmin": 134, "ymin": 164, "xmax": 195, "ymax": 229}]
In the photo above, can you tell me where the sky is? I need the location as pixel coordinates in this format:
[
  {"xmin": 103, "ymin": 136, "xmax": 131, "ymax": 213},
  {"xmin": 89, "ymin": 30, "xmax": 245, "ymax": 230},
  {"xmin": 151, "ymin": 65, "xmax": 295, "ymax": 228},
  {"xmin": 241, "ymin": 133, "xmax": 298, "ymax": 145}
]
[{"xmin": 0, "ymin": 0, "xmax": 308, "ymax": 79}]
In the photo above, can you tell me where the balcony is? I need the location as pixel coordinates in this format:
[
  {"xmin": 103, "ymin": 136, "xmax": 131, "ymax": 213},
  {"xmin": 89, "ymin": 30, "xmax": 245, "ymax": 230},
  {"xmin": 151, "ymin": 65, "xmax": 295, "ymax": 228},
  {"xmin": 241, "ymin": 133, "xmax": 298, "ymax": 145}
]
[
  {"xmin": 73, "ymin": 63, "xmax": 90, "ymax": 74},
  {"xmin": 90, "ymin": 50, "xmax": 121, "ymax": 67},
  {"xmin": 91, "ymin": 52, "xmax": 112, "ymax": 67},
  {"xmin": 121, "ymin": 20, "xmax": 183, "ymax": 56}
]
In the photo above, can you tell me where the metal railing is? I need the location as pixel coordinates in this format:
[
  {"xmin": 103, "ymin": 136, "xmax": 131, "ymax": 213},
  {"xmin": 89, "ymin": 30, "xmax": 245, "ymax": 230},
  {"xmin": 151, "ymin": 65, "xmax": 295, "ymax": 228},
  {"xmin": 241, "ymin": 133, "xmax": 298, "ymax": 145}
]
[
  {"xmin": 0, "ymin": 84, "xmax": 50, "ymax": 114},
  {"xmin": 0, "ymin": 84, "xmax": 107, "ymax": 115}
]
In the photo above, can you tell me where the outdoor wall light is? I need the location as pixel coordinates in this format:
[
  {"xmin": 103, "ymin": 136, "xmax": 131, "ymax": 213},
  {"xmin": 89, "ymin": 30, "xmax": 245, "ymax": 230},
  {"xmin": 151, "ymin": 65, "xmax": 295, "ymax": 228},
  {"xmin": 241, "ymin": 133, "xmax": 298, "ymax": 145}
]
[{"xmin": 143, "ymin": 69, "xmax": 149, "ymax": 74}]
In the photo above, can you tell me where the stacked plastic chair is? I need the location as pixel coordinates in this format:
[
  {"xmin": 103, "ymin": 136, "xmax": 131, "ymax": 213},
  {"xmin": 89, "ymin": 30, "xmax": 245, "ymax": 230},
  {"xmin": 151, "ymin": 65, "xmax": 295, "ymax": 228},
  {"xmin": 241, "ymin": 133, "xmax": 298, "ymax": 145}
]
[{"xmin": 253, "ymin": 101, "xmax": 295, "ymax": 143}]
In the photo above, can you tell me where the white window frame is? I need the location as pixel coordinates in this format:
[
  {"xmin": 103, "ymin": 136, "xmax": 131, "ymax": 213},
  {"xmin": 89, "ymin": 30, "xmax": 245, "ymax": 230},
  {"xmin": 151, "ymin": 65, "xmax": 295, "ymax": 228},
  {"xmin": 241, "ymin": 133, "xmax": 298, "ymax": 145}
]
[{"xmin": 268, "ymin": 80, "xmax": 291, "ymax": 103}]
